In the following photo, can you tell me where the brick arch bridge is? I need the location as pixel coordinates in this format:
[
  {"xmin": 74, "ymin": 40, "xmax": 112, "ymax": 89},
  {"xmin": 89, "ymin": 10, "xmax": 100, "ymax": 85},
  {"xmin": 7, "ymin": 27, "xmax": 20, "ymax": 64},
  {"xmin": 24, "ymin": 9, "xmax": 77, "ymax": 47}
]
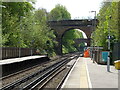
[{"xmin": 48, "ymin": 19, "xmax": 98, "ymax": 55}]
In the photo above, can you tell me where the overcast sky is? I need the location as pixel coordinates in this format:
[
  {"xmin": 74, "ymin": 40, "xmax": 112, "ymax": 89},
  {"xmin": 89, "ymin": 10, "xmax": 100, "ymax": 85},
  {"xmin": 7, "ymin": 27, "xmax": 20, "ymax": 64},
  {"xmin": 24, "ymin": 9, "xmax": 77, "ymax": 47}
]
[{"xmin": 34, "ymin": 0, "xmax": 104, "ymax": 19}]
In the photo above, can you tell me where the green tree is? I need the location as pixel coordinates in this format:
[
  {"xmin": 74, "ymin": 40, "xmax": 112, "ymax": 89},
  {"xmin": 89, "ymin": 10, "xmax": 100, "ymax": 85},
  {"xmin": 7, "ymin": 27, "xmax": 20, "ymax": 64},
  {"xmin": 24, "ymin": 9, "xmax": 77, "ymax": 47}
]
[
  {"xmin": 2, "ymin": 2, "xmax": 34, "ymax": 19},
  {"xmin": 33, "ymin": 8, "xmax": 56, "ymax": 56},
  {"xmin": 2, "ymin": 2, "xmax": 57, "ymax": 56},
  {"xmin": 62, "ymin": 29, "xmax": 84, "ymax": 54},
  {"xmin": 49, "ymin": 4, "xmax": 85, "ymax": 54},
  {"xmin": 92, "ymin": 2, "xmax": 120, "ymax": 50},
  {"xmin": 48, "ymin": 4, "xmax": 71, "ymax": 21},
  {"xmin": 2, "ymin": 2, "xmax": 34, "ymax": 47}
]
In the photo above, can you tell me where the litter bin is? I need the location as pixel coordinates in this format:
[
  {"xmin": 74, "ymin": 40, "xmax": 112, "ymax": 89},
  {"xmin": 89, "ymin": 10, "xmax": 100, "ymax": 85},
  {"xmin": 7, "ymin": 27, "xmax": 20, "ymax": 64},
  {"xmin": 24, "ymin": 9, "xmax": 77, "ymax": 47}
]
[{"xmin": 114, "ymin": 60, "xmax": 120, "ymax": 70}]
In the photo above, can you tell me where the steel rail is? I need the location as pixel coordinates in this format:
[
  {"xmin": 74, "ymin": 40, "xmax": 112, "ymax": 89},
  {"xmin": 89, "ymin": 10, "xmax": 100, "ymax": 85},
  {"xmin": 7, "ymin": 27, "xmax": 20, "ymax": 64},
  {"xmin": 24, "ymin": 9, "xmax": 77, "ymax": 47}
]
[
  {"xmin": 24, "ymin": 55, "xmax": 78, "ymax": 90},
  {"xmin": 22, "ymin": 59, "xmax": 70, "ymax": 90},
  {"xmin": 1, "ymin": 60, "xmax": 50, "ymax": 80},
  {"xmin": 1, "ymin": 53, "xmax": 70, "ymax": 80},
  {"xmin": 0, "ymin": 57, "xmax": 69, "ymax": 90},
  {"xmin": 38, "ymin": 67, "xmax": 66, "ymax": 89},
  {"xmin": 56, "ymin": 59, "xmax": 77, "ymax": 90}
]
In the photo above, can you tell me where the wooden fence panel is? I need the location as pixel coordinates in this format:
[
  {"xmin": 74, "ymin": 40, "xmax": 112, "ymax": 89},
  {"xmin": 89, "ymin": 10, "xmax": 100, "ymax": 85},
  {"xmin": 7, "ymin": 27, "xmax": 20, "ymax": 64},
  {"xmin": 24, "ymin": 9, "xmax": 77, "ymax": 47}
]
[{"xmin": 1, "ymin": 47, "xmax": 37, "ymax": 60}]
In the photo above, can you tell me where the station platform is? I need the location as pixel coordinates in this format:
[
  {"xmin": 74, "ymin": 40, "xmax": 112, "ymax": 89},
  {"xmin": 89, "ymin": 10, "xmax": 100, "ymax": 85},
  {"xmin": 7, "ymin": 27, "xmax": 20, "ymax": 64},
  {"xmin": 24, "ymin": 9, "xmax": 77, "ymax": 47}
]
[
  {"xmin": 0, "ymin": 55, "xmax": 49, "ymax": 76},
  {"xmin": 61, "ymin": 57, "xmax": 119, "ymax": 89},
  {"xmin": 0, "ymin": 55, "xmax": 47, "ymax": 65}
]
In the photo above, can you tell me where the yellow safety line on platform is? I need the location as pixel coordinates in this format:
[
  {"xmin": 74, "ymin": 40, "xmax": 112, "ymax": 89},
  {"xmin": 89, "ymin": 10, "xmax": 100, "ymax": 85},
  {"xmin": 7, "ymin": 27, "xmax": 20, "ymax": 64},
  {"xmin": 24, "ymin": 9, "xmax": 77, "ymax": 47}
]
[{"xmin": 80, "ymin": 58, "xmax": 89, "ymax": 88}]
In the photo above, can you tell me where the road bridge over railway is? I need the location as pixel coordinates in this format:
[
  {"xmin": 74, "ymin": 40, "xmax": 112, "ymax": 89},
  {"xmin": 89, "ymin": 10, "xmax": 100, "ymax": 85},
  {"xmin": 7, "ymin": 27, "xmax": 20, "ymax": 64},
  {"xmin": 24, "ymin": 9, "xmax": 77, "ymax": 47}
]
[
  {"xmin": 74, "ymin": 38, "xmax": 91, "ymax": 46},
  {"xmin": 48, "ymin": 19, "xmax": 98, "ymax": 55}
]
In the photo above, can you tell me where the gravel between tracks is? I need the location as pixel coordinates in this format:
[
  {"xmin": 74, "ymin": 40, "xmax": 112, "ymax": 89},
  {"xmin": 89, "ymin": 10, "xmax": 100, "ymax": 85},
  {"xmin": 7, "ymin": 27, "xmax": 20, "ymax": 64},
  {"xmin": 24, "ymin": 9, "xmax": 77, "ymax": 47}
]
[
  {"xmin": 1, "ymin": 54, "xmax": 78, "ymax": 88},
  {"xmin": 43, "ymin": 67, "xmax": 69, "ymax": 89},
  {"xmin": 2, "ymin": 56, "xmax": 62, "ymax": 87}
]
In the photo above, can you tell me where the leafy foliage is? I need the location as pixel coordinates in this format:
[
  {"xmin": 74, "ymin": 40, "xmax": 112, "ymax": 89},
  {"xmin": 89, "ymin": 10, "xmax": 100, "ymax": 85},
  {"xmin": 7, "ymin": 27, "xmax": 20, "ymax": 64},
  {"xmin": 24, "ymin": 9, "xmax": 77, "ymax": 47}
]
[
  {"xmin": 2, "ymin": 2, "xmax": 34, "ymax": 47},
  {"xmin": 48, "ymin": 4, "xmax": 71, "ymax": 21},
  {"xmin": 2, "ymin": 2, "xmax": 85, "ymax": 56},
  {"xmin": 62, "ymin": 30, "xmax": 85, "ymax": 54},
  {"xmin": 33, "ymin": 8, "xmax": 56, "ymax": 55},
  {"xmin": 49, "ymin": 4, "xmax": 84, "ymax": 53},
  {"xmin": 92, "ymin": 2, "xmax": 120, "ymax": 50},
  {"xmin": 2, "ymin": 2, "xmax": 56, "ymax": 56}
]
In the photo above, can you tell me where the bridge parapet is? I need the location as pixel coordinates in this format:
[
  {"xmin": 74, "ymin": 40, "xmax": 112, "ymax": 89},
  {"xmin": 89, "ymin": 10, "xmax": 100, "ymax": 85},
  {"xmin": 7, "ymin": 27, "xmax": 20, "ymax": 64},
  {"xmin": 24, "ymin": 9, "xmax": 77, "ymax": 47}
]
[{"xmin": 48, "ymin": 19, "xmax": 98, "ymax": 27}]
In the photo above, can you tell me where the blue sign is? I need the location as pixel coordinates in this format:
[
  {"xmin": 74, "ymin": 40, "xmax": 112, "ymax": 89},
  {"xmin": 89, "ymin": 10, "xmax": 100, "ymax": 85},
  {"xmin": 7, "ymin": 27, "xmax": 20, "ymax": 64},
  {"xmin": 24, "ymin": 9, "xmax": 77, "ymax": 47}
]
[{"xmin": 102, "ymin": 51, "xmax": 109, "ymax": 62}]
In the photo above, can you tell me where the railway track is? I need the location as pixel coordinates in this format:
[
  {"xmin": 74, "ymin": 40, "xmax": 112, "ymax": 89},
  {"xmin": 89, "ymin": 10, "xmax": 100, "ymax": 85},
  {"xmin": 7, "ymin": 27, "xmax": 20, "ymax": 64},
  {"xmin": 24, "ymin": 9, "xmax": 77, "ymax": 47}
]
[
  {"xmin": 37, "ymin": 67, "xmax": 66, "ymax": 89},
  {"xmin": 39, "ymin": 58, "xmax": 77, "ymax": 89},
  {"xmin": 1, "ymin": 54, "xmax": 78, "ymax": 90},
  {"xmin": 21, "ymin": 55, "xmax": 78, "ymax": 90},
  {"xmin": 1, "ymin": 58, "xmax": 57, "ymax": 87},
  {"xmin": 1, "ymin": 60, "xmax": 49, "ymax": 80},
  {"xmin": 1, "ymin": 54, "xmax": 69, "ymax": 87}
]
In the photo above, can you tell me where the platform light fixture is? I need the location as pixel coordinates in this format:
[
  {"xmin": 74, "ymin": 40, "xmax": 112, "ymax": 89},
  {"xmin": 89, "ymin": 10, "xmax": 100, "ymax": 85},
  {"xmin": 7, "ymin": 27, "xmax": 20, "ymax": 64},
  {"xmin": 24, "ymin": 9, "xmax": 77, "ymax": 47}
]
[{"xmin": 90, "ymin": 11, "xmax": 96, "ymax": 63}]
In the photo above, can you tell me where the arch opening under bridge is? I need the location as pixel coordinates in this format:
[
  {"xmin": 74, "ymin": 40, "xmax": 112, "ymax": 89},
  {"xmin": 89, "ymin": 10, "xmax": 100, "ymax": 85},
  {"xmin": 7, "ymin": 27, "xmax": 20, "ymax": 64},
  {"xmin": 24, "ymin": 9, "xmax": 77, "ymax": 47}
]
[{"xmin": 61, "ymin": 29, "xmax": 87, "ymax": 54}]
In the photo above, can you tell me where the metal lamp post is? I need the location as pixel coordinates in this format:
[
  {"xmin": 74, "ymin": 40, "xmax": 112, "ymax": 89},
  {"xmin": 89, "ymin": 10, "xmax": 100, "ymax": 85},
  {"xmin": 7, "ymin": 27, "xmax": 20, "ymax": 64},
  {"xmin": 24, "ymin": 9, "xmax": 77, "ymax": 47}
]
[
  {"xmin": 107, "ymin": 15, "xmax": 112, "ymax": 72},
  {"xmin": 90, "ymin": 11, "xmax": 96, "ymax": 63}
]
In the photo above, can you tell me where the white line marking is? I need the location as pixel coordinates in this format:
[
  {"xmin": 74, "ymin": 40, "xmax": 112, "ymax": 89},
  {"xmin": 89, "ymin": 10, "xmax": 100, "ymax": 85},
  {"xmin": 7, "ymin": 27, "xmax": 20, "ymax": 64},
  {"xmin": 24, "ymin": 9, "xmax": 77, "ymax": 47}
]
[
  {"xmin": 85, "ymin": 59, "xmax": 92, "ymax": 89},
  {"xmin": 61, "ymin": 57, "xmax": 79, "ymax": 89}
]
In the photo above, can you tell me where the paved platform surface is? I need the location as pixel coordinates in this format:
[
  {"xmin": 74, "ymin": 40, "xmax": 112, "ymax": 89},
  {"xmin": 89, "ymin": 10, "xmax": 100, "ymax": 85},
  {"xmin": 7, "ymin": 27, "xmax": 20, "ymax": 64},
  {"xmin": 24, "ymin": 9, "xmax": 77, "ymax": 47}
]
[
  {"xmin": 0, "ymin": 55, "xmax": 46, "ymax": 65},
  {"xmin": 61, "ymin": 57, "xmax": 119, "ymax": 89},
  {"xmin": 86, "ymin": 58, "xmax": 118, "ymax": 88}
]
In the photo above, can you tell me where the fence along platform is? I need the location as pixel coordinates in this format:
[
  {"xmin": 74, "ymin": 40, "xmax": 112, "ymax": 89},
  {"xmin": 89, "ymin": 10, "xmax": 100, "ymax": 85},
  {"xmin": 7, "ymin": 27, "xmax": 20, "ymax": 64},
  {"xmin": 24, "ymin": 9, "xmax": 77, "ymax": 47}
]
[
  {"xmin": 0, "ymin": 55, "xmax": 46, "ymax": 65},
  {"xmin": 1, "ymin": 47, "xmax": 38, "ymax": 60}
]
